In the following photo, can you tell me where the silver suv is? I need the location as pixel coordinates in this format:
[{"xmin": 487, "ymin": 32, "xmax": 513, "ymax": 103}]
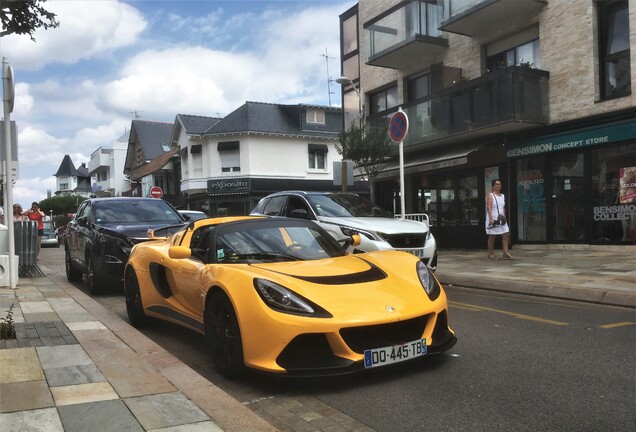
[{"xmin": 251, "ymin": 191, "xmax": 437, "ymax": 270}]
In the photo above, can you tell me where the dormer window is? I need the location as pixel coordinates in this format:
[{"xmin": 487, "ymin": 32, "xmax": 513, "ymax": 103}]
[{"xmin": 306, "ymin": 109, "xmax": 325, "ymax": 124}]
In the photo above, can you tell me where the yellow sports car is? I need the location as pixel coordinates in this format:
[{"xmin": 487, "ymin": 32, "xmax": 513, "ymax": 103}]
[{"xmin": 124, "ymin": 216, "xmax": 456, "ymax": 377}]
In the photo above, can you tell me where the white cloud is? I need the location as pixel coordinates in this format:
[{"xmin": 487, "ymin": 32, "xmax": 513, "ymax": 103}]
[
  {"xmin": 0, "ymin": 0, "xmax": 147, "ymax": 70},
  {"xmin": 8, "ymin": 0, "xmax": 352, "ymax": 207}
]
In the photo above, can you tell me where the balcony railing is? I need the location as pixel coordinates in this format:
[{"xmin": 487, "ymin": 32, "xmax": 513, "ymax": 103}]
[
  {"xmin": 440, "ymin": 0, "xmax": 547, "ymax": 37},
  {"xmin": 368, "ymin": 66, "xmax": 549, "ymax": 149},
  {"xmin": 365, "ymin": 0, "xmax": 447, "ymax": 69}
]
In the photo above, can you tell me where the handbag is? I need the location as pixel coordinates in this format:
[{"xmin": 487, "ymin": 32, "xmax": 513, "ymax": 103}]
[{"xmin": 491, "ymin": 194, "xmax": 506, "ymax": 226}]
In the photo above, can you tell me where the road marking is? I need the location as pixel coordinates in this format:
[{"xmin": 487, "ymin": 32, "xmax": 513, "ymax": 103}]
[
  {"xmin": 449, "ymin": 301, "xmax": 569, "ymax": 326},
  {"xmin": 598, "ymin": 322, "xmax": 636, "ymax": 329}
]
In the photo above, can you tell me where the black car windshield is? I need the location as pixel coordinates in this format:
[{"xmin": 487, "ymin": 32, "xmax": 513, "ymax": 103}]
[
  {"xmin": 306, "ymin": 194, "xmax": 393, "ymax": 218},
  {"xmin": 94, "ymin": 200, "xmax": 183, "ymax": 224},
  {"xmin": 214, "ymin": 219, "xmax": 346, "ymax": 263}
]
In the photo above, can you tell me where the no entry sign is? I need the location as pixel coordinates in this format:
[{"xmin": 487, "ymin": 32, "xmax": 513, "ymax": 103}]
[
  {"xmin": 149, "ymin": 186, "xmax": 163, "ymax": 199},
  {"xmin": 389, "ymin": 110, "xmax": 409, "ymax": 143}
]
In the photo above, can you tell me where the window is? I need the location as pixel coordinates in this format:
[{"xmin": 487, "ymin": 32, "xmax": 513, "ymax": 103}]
[
  {"xmin": 60, "ymin": 183, "xmax": 68, "ymax": 190},
  {"xmin": 485, "ymin": 27, "xmax": 541, "ymax": 71},
  {"xmin": 306, "ymin": 109, "xmax": 325, "ymax": 124},
  {"xmin": 487, "ymin": 39, "xmax": 541, "ymax": 71},
  {"xmin": 408, "ymin": 73, "xmax": 430, "ymax": 101},
  {"xmin": 191, "ymin": 144, "xmax": 202, "ymax": 177},
  {"xmin": 308, "ymin": 144, "xmax": 327, "ymax": 170},
  {"xmin": 370, "ymin": 85, "xmax": 398, "ymax": 114},
  {"xmin": 218, "ymin": 141, "xmax": 240, "ymax": 173},
  {"xmin": 599, "ymin": 0, "xmax": 630, "ymax": 99}
]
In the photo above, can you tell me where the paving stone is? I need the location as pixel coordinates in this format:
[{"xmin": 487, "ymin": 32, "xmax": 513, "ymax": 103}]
[
  {"xmin": 37, "ymin": 345, "xmax": 93, "ymax": 369},
  {"xmin": 74, "ymin": 329, "xmax": 175, "ymax": 398},
  {"xmin": 58, "ymin": 399, "xmax": 143, "ymax": 432},
  {"xmin": 50, "ymin": 381, "xmax": 119, "ymax": 406},
  {"xmin": 124, "ymin": 392, "xmax": 210, "ymax": 430},
  {"xmin": 150, "ymin": 421, "xmax": 224, "ymax": 431},
  {"xmin": 44, "ymin": 364, "xmax": 106, "ymax": 388},
  {"xmin": 0, "ymin": 380, "xmax": 54, "ymax": 413},
  {"xmin": 0, "ymin": 347, "xmax": 44, "ymax": 383},
  {"xmin": 0, "ymin": 407, "xmax": 64, "ymax": 432}
]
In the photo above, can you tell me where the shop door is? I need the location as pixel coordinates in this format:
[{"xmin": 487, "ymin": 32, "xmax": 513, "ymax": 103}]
[
  {"xmin": 432, "ymin": 174, "xmax": 481, "ymax": 248},
  {"xmin": 548, "ymin": 151, "xmax": 586, "ymax": 242}
]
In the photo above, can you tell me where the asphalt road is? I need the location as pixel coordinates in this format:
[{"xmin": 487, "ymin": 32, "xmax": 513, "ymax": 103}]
[{"xmin": 42, "ymin": 246, "xmax": 636, "ymax": 432}]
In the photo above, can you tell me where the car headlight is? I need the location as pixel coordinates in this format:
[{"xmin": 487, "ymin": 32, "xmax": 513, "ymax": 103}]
[
  {"xmin": 338, "ymin": 225, "xmax": 375, "ymax": 240},
  {"xmin": 253, "ymin": 279, "xmax": 332, "ymax": 317},
  {"xmin": 417, "ymin": 260, "xmax": 440, "ymax": 301}
]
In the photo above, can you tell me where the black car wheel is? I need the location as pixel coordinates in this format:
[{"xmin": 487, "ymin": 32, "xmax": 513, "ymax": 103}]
[
  {"xmin": 86, "ymin": 255, "xmax": 104, "ymax": 295},
  {"xmin": 124, "ymin": 267, "xmax": 149, "ymax": 328},
  {"xmin": 65, "ymin": 248, "xmax": 82, "ymax": 282},
  {"xmin": 204, "ymin": 291, "xmax": 245, "ymax": 379}
]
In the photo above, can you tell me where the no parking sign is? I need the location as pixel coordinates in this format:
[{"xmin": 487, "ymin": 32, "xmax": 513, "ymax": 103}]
[{"xmin": 389, "ymin": 109, "xmax": 409, "ymax": 143}]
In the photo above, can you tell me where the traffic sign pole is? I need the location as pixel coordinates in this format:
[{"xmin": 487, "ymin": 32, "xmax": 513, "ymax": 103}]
[{"xmin": 389, "ymin": 108, "xmax": 408, "ymax": 220}]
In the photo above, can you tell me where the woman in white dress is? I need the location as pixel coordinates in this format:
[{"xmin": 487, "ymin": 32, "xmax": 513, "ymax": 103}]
[{"xmin": 486, "ymin": 179, "xmax": 513, "ymax": 259}]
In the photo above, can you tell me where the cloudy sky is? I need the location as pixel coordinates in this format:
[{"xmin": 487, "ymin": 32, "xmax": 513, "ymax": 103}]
[{"xmin": 1, "ymin": 0, "xmax": 353, "ymax": 208}]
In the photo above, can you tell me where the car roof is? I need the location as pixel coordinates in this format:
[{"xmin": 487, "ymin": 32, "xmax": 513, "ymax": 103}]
[{"xmin": 264, "ymin": 191, "xmax": 360, "ymax": 198}]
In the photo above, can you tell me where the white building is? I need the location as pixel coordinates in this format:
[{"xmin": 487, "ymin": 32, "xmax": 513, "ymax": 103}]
[{"xmin": 88, "ymin": 130, "xmax": 130, "ymax": 197}]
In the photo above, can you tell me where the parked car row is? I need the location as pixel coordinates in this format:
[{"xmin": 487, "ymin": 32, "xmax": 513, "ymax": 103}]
[{"xmin": 62, "ymin": 194, "xmax": 450, "ymax": 377}]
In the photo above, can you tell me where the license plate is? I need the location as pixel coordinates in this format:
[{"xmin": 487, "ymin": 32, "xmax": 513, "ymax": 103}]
[
  {"xmin": 364, "ymin": 338, "xmax": 427, "ymax": 368},
  {"xmin": 404, "ymin": 249, "xmax": 425, "ymax": 258}
]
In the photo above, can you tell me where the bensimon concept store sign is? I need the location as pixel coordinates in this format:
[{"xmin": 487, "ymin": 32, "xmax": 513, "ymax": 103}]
[{"xmin": 507, "ymin": 121, "xmax": 636, "ymax": 158}]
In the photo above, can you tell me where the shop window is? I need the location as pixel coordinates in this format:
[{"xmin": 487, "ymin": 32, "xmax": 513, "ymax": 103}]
[
  {"xmin": 516, "ymin": 156, "xmax": 547, "ymax": 241},
  {"xmin": 598, "ymin": 0, "xmax": 631, "ymax": 100},
  {"xmin": 591, "ymin": 142, "xmax": 636, "ymax": 242},
  {"xmin": 370, "ymin": 85, "xmax": 398, "ymax": 114},
  {"xmin": 438, "ymin": 175, "xmax": 479, "ymax": 227}
]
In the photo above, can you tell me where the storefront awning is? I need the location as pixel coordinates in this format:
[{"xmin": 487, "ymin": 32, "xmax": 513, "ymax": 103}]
[{"xmin": 376, "ymin": 144, "xmax": 482, "ymax": 179}]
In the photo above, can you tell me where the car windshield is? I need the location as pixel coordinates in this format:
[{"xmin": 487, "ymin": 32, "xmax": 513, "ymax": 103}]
[
  {"xmin": 307, "ymin": 194, "xmax": 393, "ymax": 218},
  {"xmin": 213, "ymin": 220, "xmax": 346, "ymax": 263},
  {"xmin": 94, "ymin": 200, "xmax": 183, "ymax": 224},
  {"xmin": 43, "ymin": 222, "xmax": 54, "ymax": 233}
]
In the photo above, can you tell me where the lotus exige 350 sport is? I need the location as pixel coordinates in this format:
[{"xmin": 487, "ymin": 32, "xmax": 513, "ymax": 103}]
[{"xmin": 124, "ymin": 216, "xmax": 457, "ymax": 378}]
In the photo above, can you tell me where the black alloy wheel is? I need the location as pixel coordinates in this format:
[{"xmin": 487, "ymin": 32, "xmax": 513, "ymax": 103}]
[
  {"xmin": 124, "ymin": 267, "xmax": 149, "ymax": 328},
  {"xmin": 204, "ymin": 291, "xmax": 245, "ymax": 379},
  {"xmin": 65, "ymin": 248, "xmax": 82, "ymax": 282}
]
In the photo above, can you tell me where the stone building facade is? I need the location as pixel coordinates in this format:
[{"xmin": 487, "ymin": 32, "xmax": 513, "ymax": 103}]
[{"xmin": 340, "ymin": 0, "xmax": 635, "ymax": 248}]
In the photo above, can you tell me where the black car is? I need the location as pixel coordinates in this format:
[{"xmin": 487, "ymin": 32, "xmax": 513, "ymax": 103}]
[{"xmin": 64, "ymin": 197, "xmax": 187, "ymax": 294}]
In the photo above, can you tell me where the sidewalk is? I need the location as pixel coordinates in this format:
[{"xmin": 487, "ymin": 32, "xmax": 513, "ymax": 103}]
[
  {"xmin": 0, "ymin": 259, "xmax": 278, "ymax": 431},
  {"xmin": 436, "ymin": 245, "xmax": 636, "ymax": 308},
  {"xmin": 0, "ymin": 245, "xmax": 634, "ymax": 432}
]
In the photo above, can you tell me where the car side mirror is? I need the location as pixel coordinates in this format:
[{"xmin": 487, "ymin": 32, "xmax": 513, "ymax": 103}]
[
  {"xmin": 168, "ymin": 246, "xmax": 191, "ymax": 259},
  {"xmin": 339, "ymin": 233, "xmax": 361, "ymax": 250},
  {"xmin": 77, "ymin": 216, "xmax": 87, "ymax": 227},
  {"xmin": 289, "ymin": 208, "xmax": 308, "ymax": 219}
]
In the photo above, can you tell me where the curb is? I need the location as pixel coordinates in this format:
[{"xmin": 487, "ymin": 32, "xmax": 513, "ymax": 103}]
[{"xmin": 436, "ymin": 274, "xmax": 636, "ymax": 308}]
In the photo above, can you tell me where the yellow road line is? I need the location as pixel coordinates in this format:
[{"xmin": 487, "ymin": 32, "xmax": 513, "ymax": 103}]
[
  {"xmin": 449, "ymin": 301, "xmax": 569, "ymax": 326},
  {"xmin": 598, "ymin": 322, "xmax": 636, "ymax": 329}
]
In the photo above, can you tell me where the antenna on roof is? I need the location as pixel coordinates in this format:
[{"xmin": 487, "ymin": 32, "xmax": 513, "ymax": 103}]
[
  {"xmin": 321, "ymin": 47, "xmax": 335, "ymax": 106},
  {"xmin": 129, "ymin": 111, "xmax": 143, "ymax": 119}
]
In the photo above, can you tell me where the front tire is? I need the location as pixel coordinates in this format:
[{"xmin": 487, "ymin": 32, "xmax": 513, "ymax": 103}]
[
  {"xmin": 65, "ymin": 248, "xmax": 82, "ymax": 282},
  {"xmin": 86, "ymin": 255, "xmax": 105, "ymax": 295},
  {"xmin": 204, "ymin": 291, "xmax": 245, "ymax": 379},
  {"xmin": 124, "ymin": 267, "xmax": 149, "ymax": 328}
]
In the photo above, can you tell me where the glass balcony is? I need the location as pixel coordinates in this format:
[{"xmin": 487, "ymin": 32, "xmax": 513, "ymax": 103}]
[
  {"xmin": 365, "ymin": 0, "xmax": 447, "ymax": 70},
  {"xmin": 368, "ymin": 66, "xmax": 549, "ymax": 149},
  {"xmin": 440, "ymin": 0, "xmax": 547, "ymax": 37}
]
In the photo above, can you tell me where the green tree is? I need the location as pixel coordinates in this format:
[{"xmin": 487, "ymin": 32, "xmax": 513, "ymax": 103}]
[
  {"xmin": 38, "ymin": 194, "xmax": 85, "ymax": 226},
  {"xmin": 336, "ymin": 121, "xmax": 393, "ymax": 202},
  {"xmin": 0, "ymin": 0, "xmax": 59, "ymax": 41}
]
